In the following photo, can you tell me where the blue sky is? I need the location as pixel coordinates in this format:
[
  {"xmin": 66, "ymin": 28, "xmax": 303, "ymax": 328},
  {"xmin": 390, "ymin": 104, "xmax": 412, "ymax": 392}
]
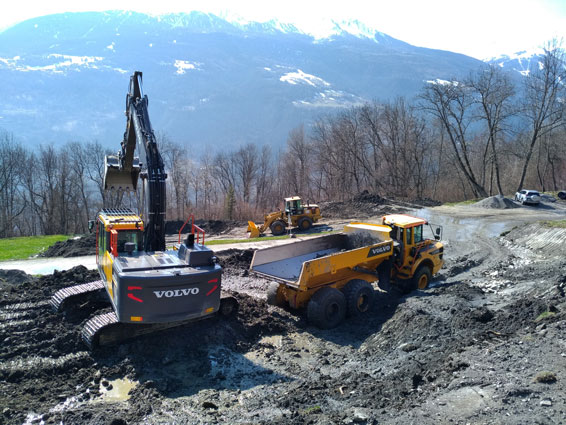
[{"xmin": 1, "ymin": 0, "xmax": 565, "ymax": 59}]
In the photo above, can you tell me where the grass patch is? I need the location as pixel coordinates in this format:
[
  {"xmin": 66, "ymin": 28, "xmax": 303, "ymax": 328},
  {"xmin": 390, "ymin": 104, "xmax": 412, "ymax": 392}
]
[
  {"xmin": 535, "ymin": 311, "xmax": 556, "ymax": 322},
  {"xmin": 0, "ymin": 235, "xmax": 70, "ymax": 261},
  {"xmin": 206, "ymin": 230, "xmax": 337, "ymax": 245},
  {"xmin": 301, "ymin": 406, "xmax": 322, "ymax": 415},
  {"xmin": 533, "ymin": 371, "xmax": 557, "ymax": 384},
  {"xmin": 541, "ymin": 220, "xmax": 566, "ymax": 229},
  {"xmin": 444, "ymin": 199, "xmax": 479, "ymax": 206}
]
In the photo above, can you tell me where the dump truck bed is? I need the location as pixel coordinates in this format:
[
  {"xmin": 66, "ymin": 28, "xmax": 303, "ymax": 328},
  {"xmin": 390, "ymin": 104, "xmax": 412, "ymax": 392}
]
[{"xmin": 251, "ymin": 230, "xmax": 394, "ymax": 291}]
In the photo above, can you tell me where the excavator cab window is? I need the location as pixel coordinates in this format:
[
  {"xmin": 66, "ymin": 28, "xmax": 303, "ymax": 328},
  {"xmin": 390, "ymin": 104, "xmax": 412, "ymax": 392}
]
[
  {"xmin": 97, "ymin": 220, "xmax": 109, "ymax": 259},
  {"xmin": 116, "ymin": 230, "xmax": 142, "ymax": 255}
]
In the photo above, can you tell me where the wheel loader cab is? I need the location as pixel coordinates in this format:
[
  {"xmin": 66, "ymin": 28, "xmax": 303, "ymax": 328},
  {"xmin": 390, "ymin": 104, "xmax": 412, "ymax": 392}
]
[{"xmin": 285, "ymin": 197, "xmax": 303, "ymax": 215}]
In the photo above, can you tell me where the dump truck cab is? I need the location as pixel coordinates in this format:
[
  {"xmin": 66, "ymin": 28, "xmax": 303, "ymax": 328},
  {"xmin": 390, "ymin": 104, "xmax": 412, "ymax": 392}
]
[{"xmin": 382, "ymin": 214, "xmax": 444, "ymax": 289}]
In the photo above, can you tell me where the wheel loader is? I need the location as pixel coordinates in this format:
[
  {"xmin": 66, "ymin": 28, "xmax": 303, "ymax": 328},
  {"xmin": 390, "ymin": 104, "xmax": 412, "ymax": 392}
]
[
  {"xmin": 247, "ymin": 196, "xmax": 322, "ymax": 238},
  {"xmin": 250, "ymin": 213, "xmax": 444, "ymax": 329},
  {"xmin": 51, "ymin": 71, "xmax": 236, "ymax": 347}
]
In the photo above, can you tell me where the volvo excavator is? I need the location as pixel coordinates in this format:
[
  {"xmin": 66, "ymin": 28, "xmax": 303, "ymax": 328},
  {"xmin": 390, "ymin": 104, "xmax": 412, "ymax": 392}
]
[{"xmin": 51, "ymin": 71, "xmax": 237, "ymax": 347}]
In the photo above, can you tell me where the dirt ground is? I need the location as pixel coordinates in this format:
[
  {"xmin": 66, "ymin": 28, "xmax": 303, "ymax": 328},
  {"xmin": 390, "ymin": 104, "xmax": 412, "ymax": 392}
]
[{"xmin": 1, "ymin": 195, "xmax": 566, "ymax": 424}]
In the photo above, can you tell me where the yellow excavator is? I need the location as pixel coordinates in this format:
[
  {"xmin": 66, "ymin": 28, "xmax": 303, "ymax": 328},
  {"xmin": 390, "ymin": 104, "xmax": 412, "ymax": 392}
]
[
  {"xmin": 51, "ymin": 71, "xmax": 236, "ymax": 347},
  {"xmin": 247, "ymin": 196, "xmax": 322, "ymax": 238}
]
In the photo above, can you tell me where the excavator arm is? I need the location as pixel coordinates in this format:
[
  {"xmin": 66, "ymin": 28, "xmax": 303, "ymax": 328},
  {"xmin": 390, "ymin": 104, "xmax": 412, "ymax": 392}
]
[{"xmin": 103, "ymin": 71, "xmax": 167, "ymax": 252}]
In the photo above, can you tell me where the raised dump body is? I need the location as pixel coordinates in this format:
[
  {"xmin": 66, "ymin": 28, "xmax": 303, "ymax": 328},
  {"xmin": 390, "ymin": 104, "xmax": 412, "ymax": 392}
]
[{"xmin": 251, "ymin": 218, "xmax": 444, "ymax": 329}]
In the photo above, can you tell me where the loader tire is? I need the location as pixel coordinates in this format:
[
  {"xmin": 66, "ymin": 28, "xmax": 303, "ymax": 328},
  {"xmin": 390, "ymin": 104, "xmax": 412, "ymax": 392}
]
[
  {"xmin": 266, "ymin": 282, "xmax": 286, "ymax": 307},
  {"xmin": 298, "ymin": 217, "xmax": 313, "ymax": 231},
  {"xmin": 270, "ymin": 220, "xmax": 286, "ymax": 236},
  {"xmin": 307, "ymin": 287, "xmax": 346, "ymax": 329},
  {"xmin": 342, "ymin": 279, "xmax": 374, "ymax": 317}
]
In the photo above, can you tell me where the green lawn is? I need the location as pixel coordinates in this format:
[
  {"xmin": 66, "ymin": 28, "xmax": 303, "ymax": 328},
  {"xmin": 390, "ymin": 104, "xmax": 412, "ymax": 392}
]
[
  {"xmin": 0, "ymin": 235, "xmax": 70, "ymax": 261},
  {"xmin": 541, "ymin": 220, "xmax": 566, "ymax": 229}
]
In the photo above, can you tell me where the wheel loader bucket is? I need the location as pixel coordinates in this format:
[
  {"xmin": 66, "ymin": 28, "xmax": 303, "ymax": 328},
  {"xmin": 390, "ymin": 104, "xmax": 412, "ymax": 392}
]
[
  {"xmin": 103, "ymin": 155, "xmax": 141, "ymax": 191},
  {"xmin": 247, "ymin": 221, "xmax": 260, "ymax": 238}
]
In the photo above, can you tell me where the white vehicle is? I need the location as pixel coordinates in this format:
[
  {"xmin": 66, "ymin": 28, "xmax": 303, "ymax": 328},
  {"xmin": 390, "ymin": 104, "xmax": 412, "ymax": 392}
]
[{"xmin": 514, "ymin": 190, "xmax": 541, "ymax": 205}]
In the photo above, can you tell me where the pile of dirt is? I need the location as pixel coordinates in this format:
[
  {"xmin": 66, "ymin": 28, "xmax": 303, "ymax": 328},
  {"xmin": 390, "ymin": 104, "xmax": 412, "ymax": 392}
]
[
  {"xmin": 39, "ymin": 233, "xmax": 96, "ymax": 258},
  {"xmin": 472, "ymin": 195, "xmax": 519, "ymax": 209},
  {"xmin": 321, "ymin": 191, "xmax": 399, "ymax": 219},
  {"xmin": 165, "ymin": 219, "xmax": 246, "ymax": 236}
]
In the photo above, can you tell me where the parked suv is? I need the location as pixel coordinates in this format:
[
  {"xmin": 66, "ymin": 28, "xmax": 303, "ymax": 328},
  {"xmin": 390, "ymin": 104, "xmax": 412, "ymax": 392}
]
[{"xmin": 514, "ymin": 190, "xmax": 541, "ymax": 205}]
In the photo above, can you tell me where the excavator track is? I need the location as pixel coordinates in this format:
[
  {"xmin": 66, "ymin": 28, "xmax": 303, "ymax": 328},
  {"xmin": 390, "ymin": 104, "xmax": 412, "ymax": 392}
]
[
  {"xmin": 50, "ymin": 280, "xmax": 105, "ymax": 312},
  {"xmin": 81, "ymin": 295, "xmax": 239, "ymax": 349}
]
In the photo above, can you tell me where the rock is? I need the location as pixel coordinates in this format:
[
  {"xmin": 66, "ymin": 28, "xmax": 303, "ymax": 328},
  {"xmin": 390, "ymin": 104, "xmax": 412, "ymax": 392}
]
[
  {"xmin": 399, "ymin": 342, "xmax": 418, "ymax": 352},
  {"xmin": 353, "ymin": 408, "xmax": 370, "ymax": 422},
  {"xmin": 202, "ymin": 401, "xmax": 218, "ymax": 409},
  {"xmin": 540, "ymin": 399, "xmax": 552, "ymax": 407}
]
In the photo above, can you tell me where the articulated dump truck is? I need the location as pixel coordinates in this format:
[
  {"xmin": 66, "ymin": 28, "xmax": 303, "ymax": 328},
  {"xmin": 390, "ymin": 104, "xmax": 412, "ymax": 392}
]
[{"xmin": 250, "ymin": 214, "xmax": 444, "ymax": 329}]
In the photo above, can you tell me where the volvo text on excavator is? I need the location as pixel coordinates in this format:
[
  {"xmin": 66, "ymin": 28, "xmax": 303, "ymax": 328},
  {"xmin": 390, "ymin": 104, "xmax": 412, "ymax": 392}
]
[{"xmin": 51, "ymin": 71, "xmax": 237, "ymax": 347}]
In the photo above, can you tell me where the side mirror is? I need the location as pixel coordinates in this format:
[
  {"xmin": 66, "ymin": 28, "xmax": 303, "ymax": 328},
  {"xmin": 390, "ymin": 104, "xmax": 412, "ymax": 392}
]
[
  {"xmin": 88, "ymin": 220, "xmax": 95, "ymax": 233},
  {"xmin": 434, "ymin": 227, "xmax": 441, "ymax": 240}
]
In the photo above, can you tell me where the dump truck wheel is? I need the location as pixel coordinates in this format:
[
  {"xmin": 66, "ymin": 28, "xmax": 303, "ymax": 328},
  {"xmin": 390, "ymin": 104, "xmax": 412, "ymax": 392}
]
[
  {"xmin": 342, "ymin": 279, "xmax": 374, "ymax": 316},
  {"xmin": 266, "ymin": 282, "xmax": 286, "ymax": 307},
  {"xmin": 298, "ymin": 217, "xmax": 313, "ymax": 231},
  {"xmin": 270, "ymin": 221, "xmax": 286, "ymax": 236},
  {"xmin": 413, "ymin": 266, "xmax": 432, "ymax": 290},
  {"xmin": 307, "ymin": 287, "xmax": 346, "ymax": 329}
]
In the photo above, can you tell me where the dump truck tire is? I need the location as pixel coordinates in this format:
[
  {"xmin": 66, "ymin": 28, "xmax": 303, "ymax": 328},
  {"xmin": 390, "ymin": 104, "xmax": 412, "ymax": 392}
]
[
  {"xmin": 270, "ymin": 221, "xmax": 286, "ymax": 236},
  {"xmin": 307, "ymin": 287, "xmax": 346, "ymax": 329},
  {"xmin": 266, "ymin": 282, "xmax": 286, "ymax": 307},
  {"xmin": 411, "ymin": 266, "xmax": 432, "ymax": 291},
  {"xmin": 342, "ymin": 279, "xmax": 374, "ymax": 316},
  {"xmin": 298, "ymin": 217, "xmax": 313, "ymax": 231}
]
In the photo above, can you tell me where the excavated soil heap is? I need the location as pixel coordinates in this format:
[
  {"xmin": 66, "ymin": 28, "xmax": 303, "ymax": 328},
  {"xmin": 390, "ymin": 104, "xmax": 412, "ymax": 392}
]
[
  {"xmin": 473, "ymin": 195, "xmax": 519, "ymax": 209},
  {"xmin": 39, "ymin": 233, "xmax": 96, "ymax": 258}
]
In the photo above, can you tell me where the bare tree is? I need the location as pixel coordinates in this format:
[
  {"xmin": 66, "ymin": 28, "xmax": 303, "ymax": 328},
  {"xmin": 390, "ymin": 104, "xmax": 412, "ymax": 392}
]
[
  {"xmin": 0, "ymin": 132, "xmax": 27, "ymax": 237},
  {"xmin": 468, "ymin": 65, "xmax": 515, "ymax": 195},
  {"xmin": 234, "ymin": 143, "xmax": 258, "ymax": 204},
  {"xmin": 419, "ymin": 79, "xmax": 489, "ymax": 197},
  {"xmin": 517, "ymin": 40, "xmax": 566, "ymax": 191}
]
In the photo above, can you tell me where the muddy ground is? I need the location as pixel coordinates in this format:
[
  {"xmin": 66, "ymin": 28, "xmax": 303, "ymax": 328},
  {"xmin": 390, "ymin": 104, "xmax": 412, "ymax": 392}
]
[{"xmin": 1, "ymin": 196, "xmax": 566, "ymax": 424}]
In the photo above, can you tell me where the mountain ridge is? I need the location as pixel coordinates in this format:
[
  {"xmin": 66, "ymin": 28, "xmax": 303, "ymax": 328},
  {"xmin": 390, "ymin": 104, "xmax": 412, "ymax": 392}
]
[{"xmin": 1, "ymin": 11, "xmax": 488, "ymax": 151}]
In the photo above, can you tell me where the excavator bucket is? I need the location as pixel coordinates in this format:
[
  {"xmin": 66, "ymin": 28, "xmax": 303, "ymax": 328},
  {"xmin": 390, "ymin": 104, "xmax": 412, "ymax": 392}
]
[
  {"xmin": 247, "ymin": 221, "xmax": 261, "ymax": 238},
  {"xmin": 103, "ymin": 155, "xmax": 141, "ymax": 191}
]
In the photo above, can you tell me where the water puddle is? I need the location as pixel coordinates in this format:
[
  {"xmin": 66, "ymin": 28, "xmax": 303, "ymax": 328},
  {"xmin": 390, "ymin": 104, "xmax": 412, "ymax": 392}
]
[
  {"xmin": 99, "ymin": 377, "xmax": 138, "ymax": 402},
  {"xmin": 413, "ymin": 208, "xmax": 511, "ymax": 241}
]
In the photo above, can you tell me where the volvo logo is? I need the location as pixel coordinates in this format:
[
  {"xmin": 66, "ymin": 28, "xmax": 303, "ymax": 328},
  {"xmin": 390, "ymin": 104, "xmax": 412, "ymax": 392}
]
[
  {"xmin": 367, "ymin": 244, "xmax": 392, "ymax": 258},
  {"xmin": 154, "ymin": 288, "xmax": 200, "ymax": 298}
]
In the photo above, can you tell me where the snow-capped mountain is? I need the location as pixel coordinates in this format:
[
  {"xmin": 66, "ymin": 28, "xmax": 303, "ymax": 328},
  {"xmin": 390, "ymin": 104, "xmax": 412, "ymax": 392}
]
[
  {"xmin": 0, "ymin": 11, "xmax": 484, "ymax": 150},
  {"xmin": 486, "ymin": 48, "xmax": 545, "ymax": 76}
]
